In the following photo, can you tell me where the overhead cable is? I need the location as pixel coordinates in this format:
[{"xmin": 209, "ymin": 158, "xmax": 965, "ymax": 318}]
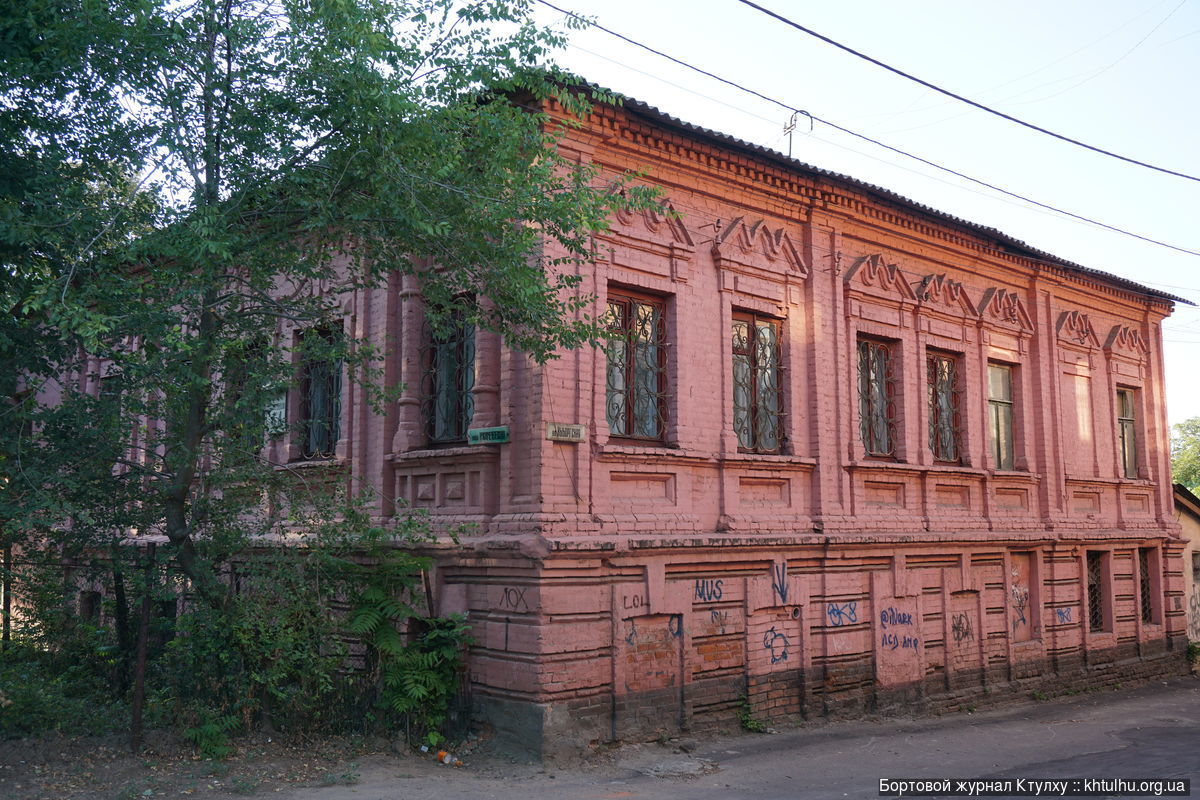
[
  {"xmin": 734, "ymin": 0, "xmax": 1200, "ymax": 184},
  {"xmin": 533, "ymin": 0, "xmax": 1200, "ymax": 258}
]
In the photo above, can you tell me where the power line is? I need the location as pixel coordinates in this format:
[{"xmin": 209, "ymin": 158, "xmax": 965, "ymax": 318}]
[
  {"xmin": 734, "ymin": 0, "xmax": 1200, "ymax": 184},
  {"xmin": 533, "ymin": 0, "xmax": 1200, "ymax": 259}
]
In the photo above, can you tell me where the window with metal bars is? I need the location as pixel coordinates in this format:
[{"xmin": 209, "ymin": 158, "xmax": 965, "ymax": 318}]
[
  {"xmin": 298, "ymin": 326, "xmax": 342, "ymax": 459},
  {"xmin": 605, "ymin": 292, "xmax": 667, "ymax": 441},
  {"xmin": 926, "ymin": 351, "xmax": 961, "ymax": 463},
  {"xmin": 732, "ymin": 313, "xmax": 783, "ymax": 453},
  {"xmin": 857, "ymin": 338, "xmax": 896, "ymax": 457},
  {"xmin": 987, "ymin": 363, "xmax": 1015, "ymax": 470},
  {"xmin": 1117, "ymin": 388, "xmax": 1138, "ymax": 479},
  {"xmin": 1138, "ymin": 548, "xmax": 1154, "ymax": 624},
  {"xmin": 1086, "ymin": 551, "xmax": 1107, "ymax": 632},
  {"xmin": 420, "ymin": 311, "xmax": 475, "ymax": 444}
]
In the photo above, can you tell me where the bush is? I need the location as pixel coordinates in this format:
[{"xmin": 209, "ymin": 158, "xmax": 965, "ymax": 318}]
[{"xmin": 0, "ymin": 643, "xmax": 128, "ymax": 738}]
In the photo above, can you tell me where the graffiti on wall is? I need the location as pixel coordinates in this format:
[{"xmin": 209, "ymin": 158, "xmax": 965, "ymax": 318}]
[
  {"xmin": 826, "ymin": 602, "xmax": 858, "ymax": 626},
  {"xmin": 771, "ymin": 563, "xmax": 789, "ymax": 605},
  {"xmin": 1010, "ymin": 586, "xmax": 1029, "ymax": 634},
  {"xmin": 763, "ymin": 626, "xmax": 790, "ymax": 663},
  {"xmin": 1055, "ymin": 607, "xmax": 1073, "ymax": 624},
  {"xmin": 951, "ymin": 613, "xmax": 973, "ymax": 645},
  {"xmin": 499, "ymin": 586, "xmax": 530, "ymax": 611},
  {"xmin": 695, "ymin": 579, "xmax": 724, "ymax": 602}
]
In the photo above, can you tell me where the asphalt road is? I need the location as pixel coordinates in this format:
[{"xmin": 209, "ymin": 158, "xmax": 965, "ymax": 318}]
[{"xmin": 256, "ymin": 676, "xmax": 1200, "ymax": 800}]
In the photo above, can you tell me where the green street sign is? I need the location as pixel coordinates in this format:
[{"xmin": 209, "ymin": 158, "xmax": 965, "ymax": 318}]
[{"xmin": 467, "ymin": 426, "xmax": 510, "ymax": 445}]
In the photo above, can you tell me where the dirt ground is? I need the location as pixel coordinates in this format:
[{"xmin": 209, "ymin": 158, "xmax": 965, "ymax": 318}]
[
  {"xmin": 0, "ymin": 730, "xmax": 428, "ymax": 800},
  {"xmin": 4, "ymin": 676, "xmax": 1199, "ymax": 800}
]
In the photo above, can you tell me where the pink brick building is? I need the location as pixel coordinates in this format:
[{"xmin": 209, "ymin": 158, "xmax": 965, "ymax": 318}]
[{"xmin": 279, "ymin": 94, "xmax": 1190, "ymax": 757}]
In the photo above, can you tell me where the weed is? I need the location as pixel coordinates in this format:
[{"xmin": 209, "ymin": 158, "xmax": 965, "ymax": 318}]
[
  {"xmin": 1031, "ymin": 690, "xmax": 1049, "ymax": 701},
  {"xmin": 181, "ymin": 711, "xmax": 238, "ymax": 759},
  {"xmin": 736, "ymin": 696, "xmax": 766, "ymax": 733}
]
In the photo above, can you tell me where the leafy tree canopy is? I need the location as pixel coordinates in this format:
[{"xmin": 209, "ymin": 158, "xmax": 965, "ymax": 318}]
[
  {"xmin": 0, "ymin": 0, "xmax": 656, "ymax": 591},
  {"xmin": 1171, "ymin": 417, "xmax": 1200, "ymax": 492}
]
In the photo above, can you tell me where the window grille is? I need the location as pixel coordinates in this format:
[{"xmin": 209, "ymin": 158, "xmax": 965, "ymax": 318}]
[
  {"xmin": 927, "ymin": 352, "xmax": 961, "ymax": 463},
  {"xmin": 857, "ymin": 339, "xmax": 896, "ymax": 457},
  {"xmin": 987, "ymin": 363, "xmax": 1014, "ymax": 470},
  {"xmin": 420, "ymin": 313, "xmax": 475, "ymax": 444},
  {"xmin": 299, "ymin": 327, "xmax": 341, "ymax": 459},
  {"xmin": 1117, "ymin": 389, "xmax": 1137, "ymax": 479},
  {"xmin": 1086, "ymin": 551, "xmax": 1105, "ymax": 632},
  {"xmin": 1138, "ymin": 548, "xmax": 1153, "ymax": 624},
  {"xmin": 605, "ymin": 293, "xmax": 667, "ymax": 440},
  {"xmin": 732, "ymin": 314, "xmax": 783, "ymax": 453}
]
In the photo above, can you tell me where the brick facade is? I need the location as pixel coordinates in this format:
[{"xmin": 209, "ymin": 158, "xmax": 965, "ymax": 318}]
[{"xmin": 282, "ymin": 94, "xmax": 1189, "ymax": 758}]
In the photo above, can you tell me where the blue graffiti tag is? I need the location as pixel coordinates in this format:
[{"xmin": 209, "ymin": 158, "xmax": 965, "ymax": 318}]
[
  {"xmin": 624, "ymin": 620, "xmax": 638, "ymax": 646},
  {"xmin": 826, "ymin": 602, "xmax": 858, "ymax": 626},
  {"xmin": 881, "ymin": 632, "xmax": 920, "ymax": 651},
  {"xmin": 1011, "ymin": 586, "xmax": 1029, "ymax": 633},
  {"xmin": 763, "ymin": 626, "xmax": 790, "ymax": 663},
  {"xmin": 695, "ymin": 578, "xmax": 724, "ymax": 602},
  {"xmin": 879, "ymin": 607, "xmax": 914, "ymax": 629},
  {"xmin": 771, "ymin": 563, "xmax": 789, "ymax": 604},
  {"xmin": 1055, "ymin": 607, "xmax": 1073, "ymax": 623}
]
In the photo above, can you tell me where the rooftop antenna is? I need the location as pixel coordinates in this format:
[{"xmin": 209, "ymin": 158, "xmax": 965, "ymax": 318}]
[{"xmin": 783, "ymin": 110, "xmax": 812, "ymax": 158}]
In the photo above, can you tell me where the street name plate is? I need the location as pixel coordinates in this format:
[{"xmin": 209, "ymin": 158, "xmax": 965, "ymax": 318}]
[
  {"xmin": 546, "ymin": 422, "xmax": 586, "ymax": 442},
  {"xmin": 467, "ymin": 426, "xmax": 510, "ymax": 445}
]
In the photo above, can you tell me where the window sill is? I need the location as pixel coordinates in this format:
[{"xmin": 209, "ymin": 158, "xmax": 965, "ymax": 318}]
[
  {"xmin": 723, "ymin": 452, "xmax": 817, "ymax": 467},
  {"xmin": 389, "ymin": 445, "xmax": 500, "ymax": 462},
  {"xmin": 988, "ymin": 469, "xmax": 1041, "ymax": 481},
  {"xmin": 275, "ymin": 458, "xmax": 345, "ymax": 471},
  {"xmin": 1064, "ymin": 475, "xmax": 1156, "ymax": 487},
  {"xmin": 597, "ymin": 442, "xmax": 715, "ymax": 464}
]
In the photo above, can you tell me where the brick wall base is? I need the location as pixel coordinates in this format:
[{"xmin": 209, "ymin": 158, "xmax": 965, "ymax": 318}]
[{"xmin": 472, "ymin": 647, "xmax": 1188, "ymax": 761}]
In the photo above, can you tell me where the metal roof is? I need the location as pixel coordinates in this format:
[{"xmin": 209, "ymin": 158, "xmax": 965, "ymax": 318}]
[{"xmin": 612, "ymin": 93, "xmax": 1190, "ymax": 307}]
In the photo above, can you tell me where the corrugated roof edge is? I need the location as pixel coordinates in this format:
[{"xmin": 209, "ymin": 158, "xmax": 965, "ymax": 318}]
[{"xmin": 589, "ymin": 87, "xmax": 1190, "ymax": 307}]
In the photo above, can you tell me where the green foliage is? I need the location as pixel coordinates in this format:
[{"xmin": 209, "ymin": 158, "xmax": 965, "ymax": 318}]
[
  {"xmin": 736, "ymin": 696, "xmax": 766, "ymax": 733},
  {"xmin": 181, "ymin": 711, "xmax": 239, "ymax": 760},
  {"xmin": 2, "ymin": 0, "xmax": 652, "ymax": 757},
  {"xmin": 0, "ymin": 643, "xmax": 128, "ymax": 738},
  {"xmin": 1171, "ymin": 417, "xmax": 1200, "ymax": 492},
  {"xmin": 1187, "ymin": 641, "xmax": 1200, "ymax": 664}
]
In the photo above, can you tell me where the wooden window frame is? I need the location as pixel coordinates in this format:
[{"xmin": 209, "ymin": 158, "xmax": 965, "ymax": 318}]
[
  {"xmin": 605, "ymin": 291, "xmax": 668, "ymax": 442},
  {"xmin": 987, "ymin": 362, "xmax": 1015, "ymax": 470},
  {"xmin": 298, "ymin": 325, "xmax": 342, "ymax": 460},
  {"xmin": 926, "ymin": 350, "xmax": 963, "ymax": 464},
  {"xmin": 420, "ymin": 309, "xmax": 475, "ymax": 446},
  {"xmin": 857, "ymin": 337, "xmax": 897, "ymax": 458},
  {"xmin": 1116, "ymin": 387, "xmax": 1138, "ymax": 479},
  {"xmin": 732, "ymin": 312, "xmax": 784, "ymax": 454}
]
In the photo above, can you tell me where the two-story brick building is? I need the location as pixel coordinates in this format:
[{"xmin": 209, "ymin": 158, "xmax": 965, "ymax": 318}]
[{"xmin": 275, "ymin": 91, "xmax": 1189, "ymax": 758}]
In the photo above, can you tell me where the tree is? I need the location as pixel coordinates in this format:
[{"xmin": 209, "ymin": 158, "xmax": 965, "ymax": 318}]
[
  {"xmin": 1171, "ymin": 417, "xmax": 1200, "ymax": 492},
  {"xmin": 1, "ymin": 0, "xmax": 655, "ymax": 736},
  {"xmin": 2, "ymin": 0, "xmax": 653, "ymax": 590}
]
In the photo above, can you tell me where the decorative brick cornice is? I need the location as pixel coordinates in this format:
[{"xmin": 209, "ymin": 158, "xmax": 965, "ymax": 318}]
[
  {"xmin": 979, "ymin": 288, "xmax": 1035, "ymax": 333},
  {"xmin": 578, "ymin": 102, "xmax": 1171, "ymax": 312},
  {"xmin": 844, "ymin": 253, "xmax": 918, "ymax": 301},
  {"xmin": 1056, "ymin": 310, "xmax": 1102, "ymax": 348},
  {"xmin": 712, "ymin": 216, "xmax": 807, "ymax": 278},
  {"xmin": 917, "ymin": 273, "xmax": 977, "ymax": 316},
  {"xmin": 1104, "ymin": 324, "xmax": 1149, "ymax": 360},
  {"xmin": 612, "ymin": 200, "xmax": 694, "ymax": 251}
]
